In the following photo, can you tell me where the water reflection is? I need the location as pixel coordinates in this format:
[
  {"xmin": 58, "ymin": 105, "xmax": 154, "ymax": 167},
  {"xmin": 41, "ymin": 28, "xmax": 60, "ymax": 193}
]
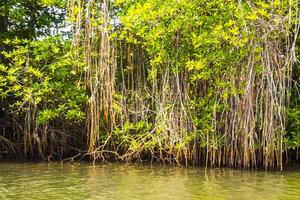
[{"xmin": 0, "ymin": 162, "xmax": 300, "ymax": 200}]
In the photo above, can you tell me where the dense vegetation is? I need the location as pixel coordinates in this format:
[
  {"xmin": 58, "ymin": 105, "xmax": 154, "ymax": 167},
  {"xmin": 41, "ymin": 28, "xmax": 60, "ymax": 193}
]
[{"xmin": 0, "ymin": 0, "xmax": 299, "ymax": 170}]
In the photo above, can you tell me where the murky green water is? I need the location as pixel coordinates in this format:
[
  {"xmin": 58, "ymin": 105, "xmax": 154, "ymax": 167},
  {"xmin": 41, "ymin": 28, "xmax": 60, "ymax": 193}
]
[{"xmin": 0, "ymin": 162, "xmax": 300, "ymax": 200}]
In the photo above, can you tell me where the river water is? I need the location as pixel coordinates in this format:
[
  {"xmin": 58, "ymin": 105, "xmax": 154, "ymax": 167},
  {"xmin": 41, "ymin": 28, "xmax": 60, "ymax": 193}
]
[{"xmin": 0, "ymin": 162, "xmax": 300, "ymax": 199}]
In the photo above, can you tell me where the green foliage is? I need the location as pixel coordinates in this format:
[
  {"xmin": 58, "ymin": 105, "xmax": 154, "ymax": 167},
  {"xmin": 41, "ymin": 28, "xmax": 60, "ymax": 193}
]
[
  {"xmin": 114, "ymin": 0, "xmax": 300, "ymax": 166},
  {"xmin": 0, "ymin": 0, "xmax": 299, "ymax": 167},
  {"xmin": 0, "ymin": 36, "xmax": 87, "ymax": 124},
  {"xmin": 0, "ymin": 0, "xmax": 67, "ymax": 39},
  {"xmin": 286, "ymin": 108, "xmax": 300, "ymax": 149}
]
